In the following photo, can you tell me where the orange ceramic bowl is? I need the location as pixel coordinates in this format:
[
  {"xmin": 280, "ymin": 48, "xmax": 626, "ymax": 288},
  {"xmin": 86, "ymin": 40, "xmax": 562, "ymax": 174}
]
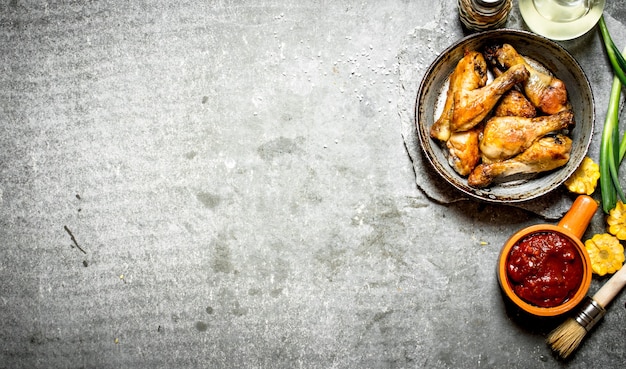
[{"xmin": 497, "ymin": 224, "xmax": 592, "ymax": 317}]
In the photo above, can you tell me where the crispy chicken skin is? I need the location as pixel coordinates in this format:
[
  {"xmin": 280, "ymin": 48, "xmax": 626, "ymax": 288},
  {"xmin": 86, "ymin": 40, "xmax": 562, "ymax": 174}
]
[
  {"xmin": 480, "ymin": 110, "xmax": 574, "ymax": 163},
  {"xmin": 451, "ymin": 63, "xmax": 529, "ymax": 133},
  {"xmin": 493, "ymin": 90, "xmax": 537, "ymax": 118},
  {"xmin": 430, "ymin": 50, "xmax": 487, "ymax": 142},
  {"xmin": 429, "ymin": 77, "xmax": 456, "ymax": 142},
  {"xmin": 468, "ymin": 134, "xmax": 572, "ymax": 188},
  {"xmin": 430, "ymin": 50, "xmax": 529, "ymax": 142},
  {"xmin": 484, "ymin": 43, "xmax": 570, "ymax": 115},
  {"xmin": 446, "ymin": 126, "xmax": 482, "ymax": 176}
]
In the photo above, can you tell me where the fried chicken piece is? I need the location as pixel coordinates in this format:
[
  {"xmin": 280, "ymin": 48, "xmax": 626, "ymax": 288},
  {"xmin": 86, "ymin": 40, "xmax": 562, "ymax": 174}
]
[
  {"xmin": 468, "ymin": 134, "xmax": 572, "ymax": 188},
  {"xmin": 430, "ymin": 50, "xmax": 529, "ymax": 142},
  {"xmin": 431, "ymin": 50, "xmax": 488, "ymax": 142},
  {"xmin": 493, "ymin": 90, "xmax": 537, "ymax": 118},
  {"xmin": 484, "ymin": 43, "xmax": 570, "ymax": 115},
  {"xmin": 446, "ymin": 126, "xmax": 482, "ymax": 176},
  {"xmin": 451, "ymin": 63, "xmax": 529, "ymax": 133},
  {"xmin": 429, "ymin": 82, "xmax": 456, "ymax": 142},
  {"xmin": 480, "ymin": 110, "xmax": 574, "ymax": 163}
]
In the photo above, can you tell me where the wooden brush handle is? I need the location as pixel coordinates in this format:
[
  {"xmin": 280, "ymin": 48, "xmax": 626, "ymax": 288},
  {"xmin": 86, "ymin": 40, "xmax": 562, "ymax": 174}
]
[{"xmin": 593, "ymin": 265, "xmax": 626, "ymax": 308}]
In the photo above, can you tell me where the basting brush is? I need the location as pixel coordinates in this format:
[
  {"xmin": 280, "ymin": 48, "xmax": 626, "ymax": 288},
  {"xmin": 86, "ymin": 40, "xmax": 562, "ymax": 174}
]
[{"xmin": 546, "ymin": 264, "xmax": 626, "ymax": 359}]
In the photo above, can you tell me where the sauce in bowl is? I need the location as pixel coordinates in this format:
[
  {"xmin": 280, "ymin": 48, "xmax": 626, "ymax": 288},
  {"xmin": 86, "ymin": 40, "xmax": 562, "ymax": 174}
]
[{"xmin": 506, "ymin": 231, "xmax": 583, "ymax": 308}]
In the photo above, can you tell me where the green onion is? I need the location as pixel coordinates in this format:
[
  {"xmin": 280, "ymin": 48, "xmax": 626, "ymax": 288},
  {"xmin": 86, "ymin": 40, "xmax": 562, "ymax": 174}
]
[
  {"xmin": 599, "ymin": 16, "xmax": 626, "ymax": 86},
  {"xmin": 600, "ymin": 76, "xmax": 623, "ymax": 213},
  {"xmin": 598, "ymin": 16, "xmax": 626, "ymax": 213}
]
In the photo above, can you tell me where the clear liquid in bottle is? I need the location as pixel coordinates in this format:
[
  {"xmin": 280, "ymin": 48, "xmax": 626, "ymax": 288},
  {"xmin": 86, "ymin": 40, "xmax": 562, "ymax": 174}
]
[
  {"xmin": 519, "ymin": 0, "xmax": 605, "ymax": 40},
  {"xmin": 533, "ymin": 0, "xmax": 589, "ymax": 22}
]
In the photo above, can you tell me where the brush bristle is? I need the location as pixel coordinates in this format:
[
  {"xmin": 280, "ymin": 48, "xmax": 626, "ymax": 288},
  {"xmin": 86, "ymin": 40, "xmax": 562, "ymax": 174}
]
[{"xmin": 546, "ymin": 318, "xmax": 588, "ymax": 359}]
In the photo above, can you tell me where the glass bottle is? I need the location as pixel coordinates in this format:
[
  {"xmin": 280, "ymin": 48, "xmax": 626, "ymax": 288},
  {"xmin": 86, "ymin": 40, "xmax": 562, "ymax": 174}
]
[{"xmin": 518, "ymin": 0, "xmax": 606, "ymax": 41}]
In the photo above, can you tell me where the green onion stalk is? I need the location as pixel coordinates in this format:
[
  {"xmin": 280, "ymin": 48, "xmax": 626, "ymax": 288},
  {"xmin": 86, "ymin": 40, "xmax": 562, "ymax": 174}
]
[
  {"xmin": 599, "ymin": 17, "xmax": 626, "ymax": 86},
  {"xmin": 598, "ymin": 16, "xmax": 626, "ymax": 213}
]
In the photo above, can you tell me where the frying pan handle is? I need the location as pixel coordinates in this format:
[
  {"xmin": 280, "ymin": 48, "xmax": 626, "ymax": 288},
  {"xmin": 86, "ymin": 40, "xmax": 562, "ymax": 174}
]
[{"xmin": 557, "ymin": 195, "xmax": 598, "ymax": 240}]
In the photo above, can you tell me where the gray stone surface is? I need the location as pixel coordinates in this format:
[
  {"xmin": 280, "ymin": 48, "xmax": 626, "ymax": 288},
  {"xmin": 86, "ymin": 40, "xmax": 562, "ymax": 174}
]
[{"xmin": 1, "ymin": 1, "xmax": 625, "ymax": 368}]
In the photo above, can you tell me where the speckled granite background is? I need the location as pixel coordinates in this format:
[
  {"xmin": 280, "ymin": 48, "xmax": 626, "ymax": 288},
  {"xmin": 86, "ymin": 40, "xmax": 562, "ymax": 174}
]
[{"xmin": 1, "ymin": 1, "xmax": 625, "ymax": 368}]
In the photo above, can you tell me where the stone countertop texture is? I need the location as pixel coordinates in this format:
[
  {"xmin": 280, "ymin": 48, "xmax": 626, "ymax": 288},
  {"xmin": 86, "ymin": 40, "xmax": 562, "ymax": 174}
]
[{"xmin": 1, "ymin": 1, "xmax": 625, "ymax": 368}]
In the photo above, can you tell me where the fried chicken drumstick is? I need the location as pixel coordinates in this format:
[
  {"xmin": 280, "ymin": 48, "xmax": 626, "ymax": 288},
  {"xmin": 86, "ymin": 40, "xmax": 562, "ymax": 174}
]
[
  {"xmin": 468, "ymin": 134, "xmax": 572, "ymax": 188},
  {"xmin": 484, "ymin": 43, "xmax": 570, "ymax": 115},
  {"xmin": 430, "ymin": 50, "xmax": 529, "ymax": 142},
  {"xmin": 480, "ymin": 109, "xmax": 574, "ymax": 163}
]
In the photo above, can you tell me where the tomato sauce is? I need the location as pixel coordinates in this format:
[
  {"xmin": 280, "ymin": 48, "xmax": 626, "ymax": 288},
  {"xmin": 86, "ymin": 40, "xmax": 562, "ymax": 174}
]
[{"xmin": 506, "ymin": 231, "xmax": 583, "ymax": 308}]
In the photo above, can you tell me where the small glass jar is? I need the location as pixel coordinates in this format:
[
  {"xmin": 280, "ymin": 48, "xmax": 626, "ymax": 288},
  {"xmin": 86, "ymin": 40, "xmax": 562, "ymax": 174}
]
[{"xmin": 458, "ymin": 0, "xmax": 512, "ymax": 32}]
